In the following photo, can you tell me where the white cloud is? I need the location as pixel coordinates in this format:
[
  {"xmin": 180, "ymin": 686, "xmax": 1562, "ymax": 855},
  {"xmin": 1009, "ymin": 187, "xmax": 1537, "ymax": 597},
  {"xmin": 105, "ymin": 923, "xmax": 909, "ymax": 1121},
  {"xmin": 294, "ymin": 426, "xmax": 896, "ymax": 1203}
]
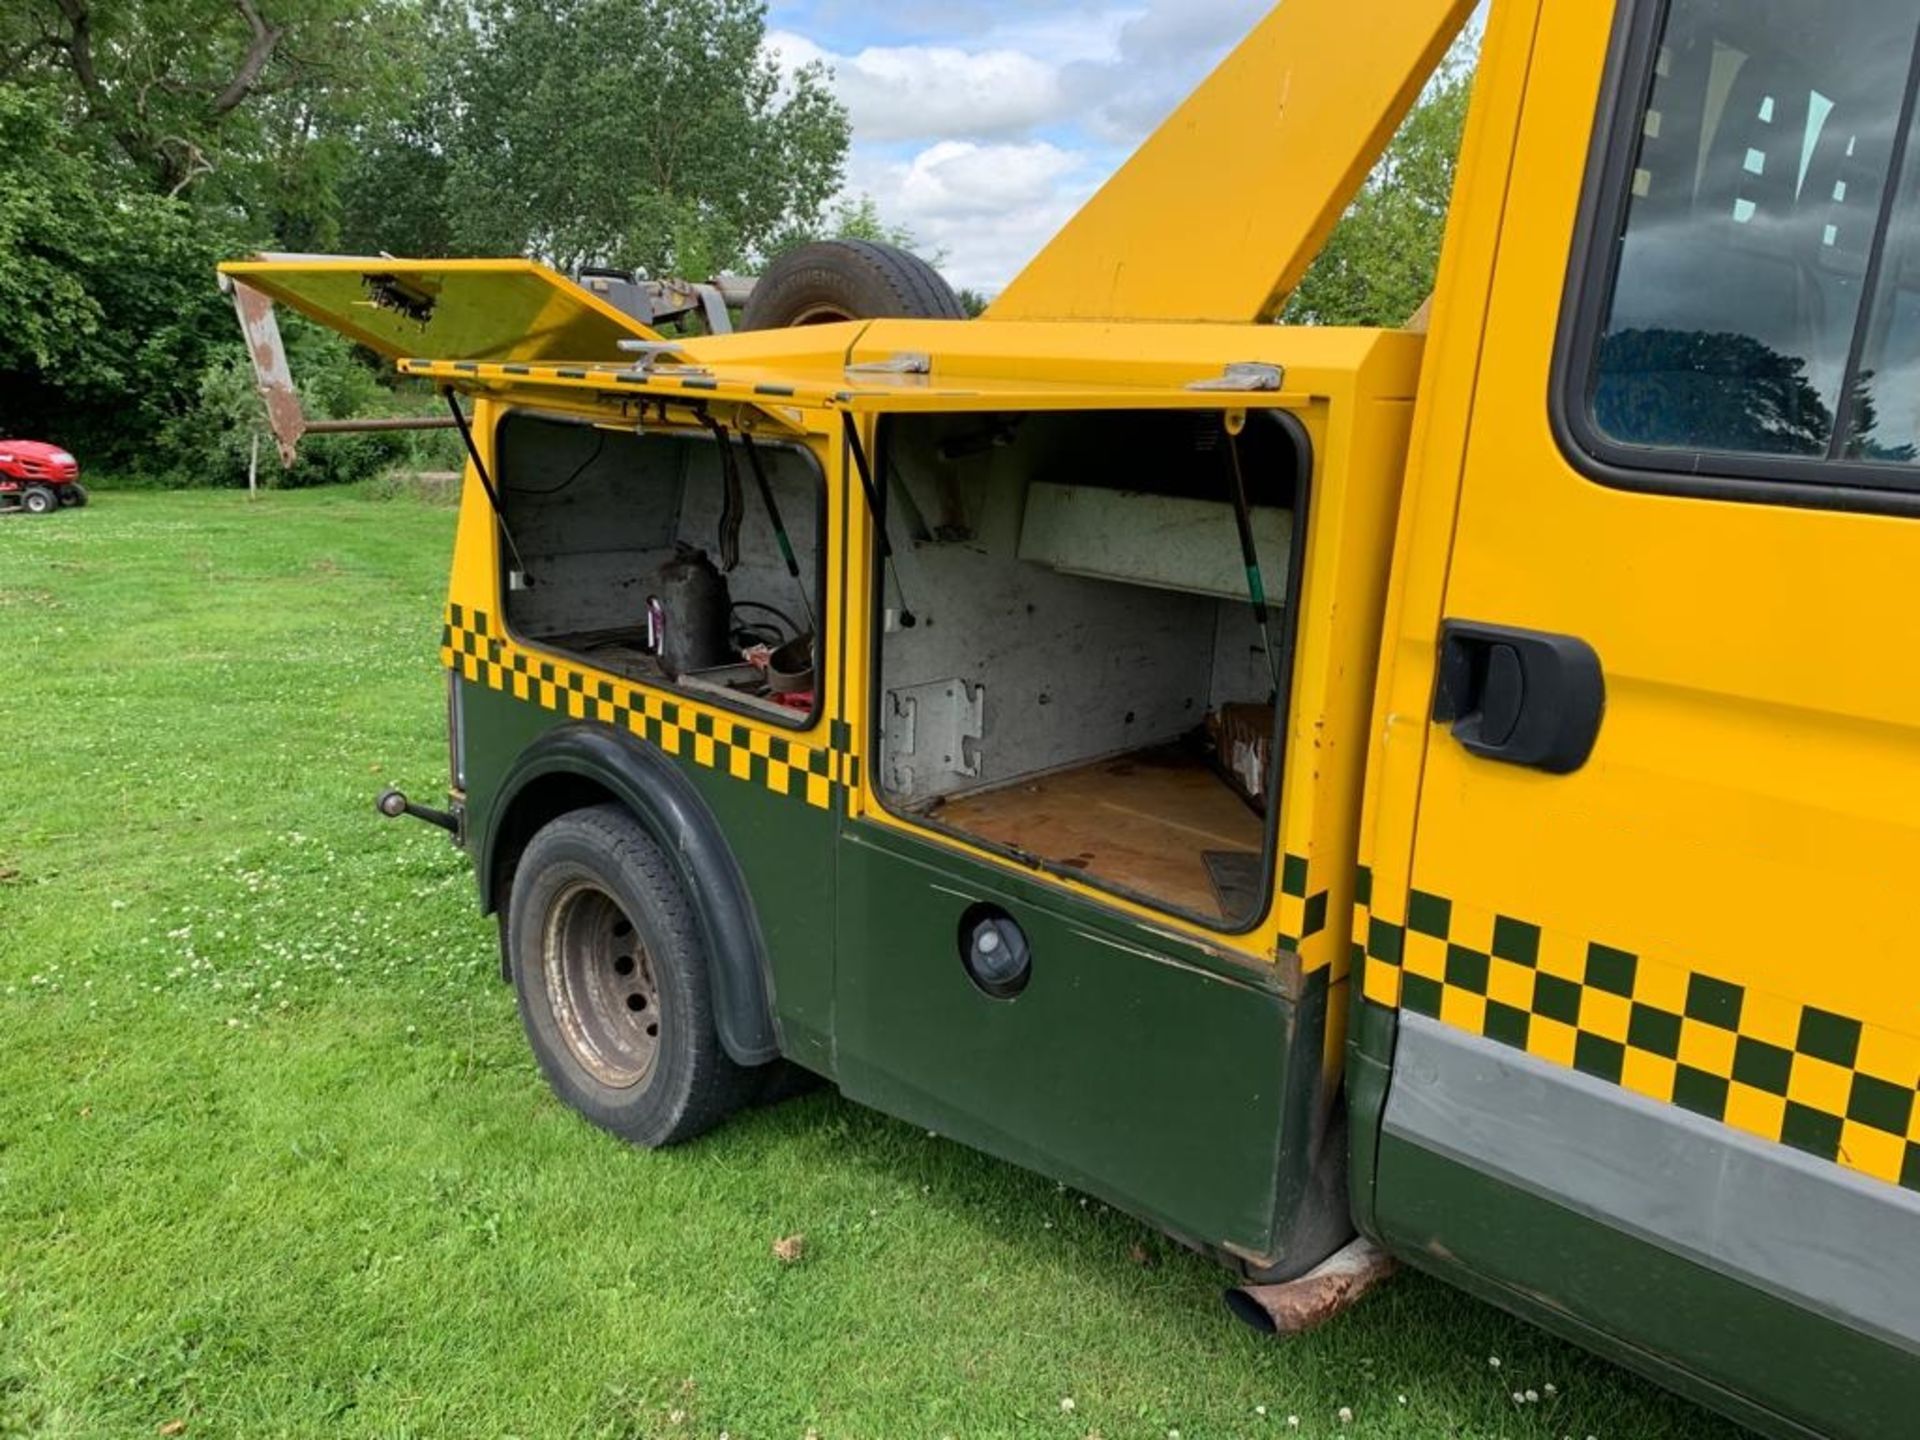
[
  {"xmin": 977, "ymin": 6, "xmax": 1142, "ymax": 66},
  {"xmin": 848, "ymin": 141, "xmax": 1101, "ymax": 292},
  {"xmin": 767, "ymin": 30, "xmax": 1066, "ymax": 142},
  {"xmin": 892, "ymin": 140, "xmax": 1081, "ymax": 216},
  {"xmin": 766, "ymin": 0, "xmax": 1475, "ymax": 291},
  {"xmin": 1063, "ymin": 0, "xmax": 1270, "ymax": 141}
]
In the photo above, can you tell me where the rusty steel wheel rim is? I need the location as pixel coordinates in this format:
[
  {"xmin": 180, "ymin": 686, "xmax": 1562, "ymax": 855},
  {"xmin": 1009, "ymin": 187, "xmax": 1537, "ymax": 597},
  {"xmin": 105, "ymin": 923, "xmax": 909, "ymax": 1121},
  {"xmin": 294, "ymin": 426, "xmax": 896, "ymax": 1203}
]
[
  {"xmin": 784, "ymin": 302, "xmax": 857, "ymax": 326},
  {"xmin": 541, "ymin": 880, "xmax": 663, "ymax": 1090}
]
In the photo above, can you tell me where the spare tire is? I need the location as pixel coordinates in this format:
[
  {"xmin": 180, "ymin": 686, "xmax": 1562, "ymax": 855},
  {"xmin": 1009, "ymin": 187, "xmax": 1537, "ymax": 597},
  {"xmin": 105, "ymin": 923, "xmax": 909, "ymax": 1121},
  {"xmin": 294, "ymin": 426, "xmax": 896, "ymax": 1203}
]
[{"xmin": 742, "ymin": 240, "xmax": 965, "ymax": 330}]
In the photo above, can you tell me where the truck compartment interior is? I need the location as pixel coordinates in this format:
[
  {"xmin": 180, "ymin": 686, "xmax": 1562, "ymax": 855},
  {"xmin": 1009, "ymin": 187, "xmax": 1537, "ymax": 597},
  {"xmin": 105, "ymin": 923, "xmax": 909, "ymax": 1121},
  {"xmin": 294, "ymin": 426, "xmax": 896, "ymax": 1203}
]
[
  {"xmin": 874, "ymin": 410, "xmax": 1303, "ymax": 928},
  {"xmin": 496, "ymin": 412, "xmax": 823, "ymax": 724}
]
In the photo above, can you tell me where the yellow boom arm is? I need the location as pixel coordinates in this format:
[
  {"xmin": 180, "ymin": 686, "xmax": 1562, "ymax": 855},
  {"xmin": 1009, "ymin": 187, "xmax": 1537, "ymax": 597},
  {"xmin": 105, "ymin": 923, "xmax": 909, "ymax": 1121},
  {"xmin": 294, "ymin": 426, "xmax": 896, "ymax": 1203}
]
[{"xmin": 986, "ymin": 0, "xmax": 1478, "ymax": 325}]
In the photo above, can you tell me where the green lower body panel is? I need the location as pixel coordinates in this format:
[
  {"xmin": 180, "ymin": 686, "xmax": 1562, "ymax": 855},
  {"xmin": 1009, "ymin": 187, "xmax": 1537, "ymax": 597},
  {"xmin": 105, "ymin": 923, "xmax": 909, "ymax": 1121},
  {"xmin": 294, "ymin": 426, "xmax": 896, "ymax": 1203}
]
[
  {"xmin": 1358, "ymin": 1002, "xmax": 1920, "ymax": 1437},
  {"xmin": 834, "ymin": 821, "xmax": 1330, "ymax": 1263},
  {"xmin": 669, "ymin": 740, "xmax": 837, "ymax": 1070},
  {"xmin": 1376, "ymin": 1135, "xmax": 1918, "ymax": 1439}
]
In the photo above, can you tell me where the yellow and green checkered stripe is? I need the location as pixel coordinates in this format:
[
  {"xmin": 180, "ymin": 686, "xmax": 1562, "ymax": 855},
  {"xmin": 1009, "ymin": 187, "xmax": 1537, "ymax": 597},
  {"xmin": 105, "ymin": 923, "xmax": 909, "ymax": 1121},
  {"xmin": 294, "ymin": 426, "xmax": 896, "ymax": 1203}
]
[
  {"xmin": 442, "ymin": 606, "xmax": 849, "ymax": 810},
  {"xmin": 1354, "ymin": 868, "xmax": 1920, "ymax": 1193},
  {"xmin": 1275, "ymin": 852, "xmax": 1331, "ymax": 960}
]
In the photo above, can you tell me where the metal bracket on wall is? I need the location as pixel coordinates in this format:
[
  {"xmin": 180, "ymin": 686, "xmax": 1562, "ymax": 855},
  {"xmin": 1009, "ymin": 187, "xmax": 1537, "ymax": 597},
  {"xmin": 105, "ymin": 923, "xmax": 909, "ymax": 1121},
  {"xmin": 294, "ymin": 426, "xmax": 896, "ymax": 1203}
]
[{"xmin": 882, "ymin": 679, "xmax": 985, "ymax": 798}]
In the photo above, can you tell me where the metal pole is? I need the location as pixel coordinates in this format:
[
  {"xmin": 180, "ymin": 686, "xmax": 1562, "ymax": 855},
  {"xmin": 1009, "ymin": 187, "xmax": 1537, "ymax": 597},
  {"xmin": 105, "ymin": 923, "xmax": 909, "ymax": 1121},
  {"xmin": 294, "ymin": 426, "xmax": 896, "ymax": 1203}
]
[
  {"xmin": 301, "ymin": 417, "xmax": 462, "ymax": 435},
  {"xmin": 248, "ymin": 432, "xmax": 259, "ymax": 500}
]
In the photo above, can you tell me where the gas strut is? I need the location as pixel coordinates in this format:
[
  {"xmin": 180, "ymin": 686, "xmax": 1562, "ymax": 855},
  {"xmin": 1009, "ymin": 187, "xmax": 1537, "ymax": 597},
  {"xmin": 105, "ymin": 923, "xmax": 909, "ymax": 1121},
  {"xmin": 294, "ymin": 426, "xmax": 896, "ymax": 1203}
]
[
  {"xmin": 443, "ymin": 390, "xmax": 532, "ymax": 581},
  {"xmin": 1225, "ymin": 425, "xmax": 1284, "ymax": 697},
  {"xmin": 739, "ymin": 430, "xmax": 817, "ymax": 632},
  {"xmin": 841, "ymin": 413, "xmax": 916, "ymax": 628},
  {"xmin": 696, "ymin": 411, "xmax": 746, "ymax": 572}
]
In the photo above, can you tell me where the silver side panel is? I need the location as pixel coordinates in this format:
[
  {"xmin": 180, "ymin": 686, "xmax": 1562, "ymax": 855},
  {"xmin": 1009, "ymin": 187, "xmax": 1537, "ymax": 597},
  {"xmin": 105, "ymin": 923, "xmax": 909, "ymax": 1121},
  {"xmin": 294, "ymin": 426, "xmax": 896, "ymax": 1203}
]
[{"xmin": 1385, "ymin": 1012, "xmax": 1920, "ymax": 1357}]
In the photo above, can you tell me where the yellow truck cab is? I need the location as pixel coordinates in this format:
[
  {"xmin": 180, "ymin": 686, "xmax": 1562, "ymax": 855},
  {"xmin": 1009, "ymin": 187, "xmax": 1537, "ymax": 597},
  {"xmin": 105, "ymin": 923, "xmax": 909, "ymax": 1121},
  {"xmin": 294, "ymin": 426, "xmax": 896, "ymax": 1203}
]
[{"xmin": 226, "ymin": 1, "xmax": 1920, "ymax": 1433}]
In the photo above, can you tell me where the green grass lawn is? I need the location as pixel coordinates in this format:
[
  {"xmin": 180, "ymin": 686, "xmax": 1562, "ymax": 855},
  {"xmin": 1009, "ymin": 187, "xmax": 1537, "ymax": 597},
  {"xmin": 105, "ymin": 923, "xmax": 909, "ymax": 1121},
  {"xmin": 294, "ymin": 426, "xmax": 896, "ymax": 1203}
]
[{"xmin": 0, "ymin": 490, "xmax": 1744, "ymax": 1440}]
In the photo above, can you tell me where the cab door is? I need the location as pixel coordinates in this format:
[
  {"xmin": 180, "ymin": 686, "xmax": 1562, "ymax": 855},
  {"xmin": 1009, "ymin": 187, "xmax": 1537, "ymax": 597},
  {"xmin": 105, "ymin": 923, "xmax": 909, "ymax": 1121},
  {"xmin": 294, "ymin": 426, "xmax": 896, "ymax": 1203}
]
[{"xmin": 1369, "ymin": 1, "xmax": 1920, "ymax": 1434}]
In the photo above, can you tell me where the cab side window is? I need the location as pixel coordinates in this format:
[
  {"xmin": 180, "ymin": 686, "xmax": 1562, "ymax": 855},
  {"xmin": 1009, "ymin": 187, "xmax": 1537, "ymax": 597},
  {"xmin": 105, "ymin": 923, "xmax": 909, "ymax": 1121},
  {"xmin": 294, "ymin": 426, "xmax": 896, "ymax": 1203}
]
[{"xmin": 1583, "ymin": 0, "xmax": 1920, "ymax": 476}]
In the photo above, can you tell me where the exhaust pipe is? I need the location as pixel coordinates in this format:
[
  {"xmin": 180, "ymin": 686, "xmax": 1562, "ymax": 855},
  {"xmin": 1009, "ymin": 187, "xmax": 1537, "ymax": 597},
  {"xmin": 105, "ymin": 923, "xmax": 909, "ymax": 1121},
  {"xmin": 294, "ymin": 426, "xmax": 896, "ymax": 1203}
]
[
  {"xmin": 376, "ymin": 788, "xmax": 460, "ymax": 836},
  {"xmin": 1225, "ymin": 1236, "xmax": 1397, "ymax": 1337}
]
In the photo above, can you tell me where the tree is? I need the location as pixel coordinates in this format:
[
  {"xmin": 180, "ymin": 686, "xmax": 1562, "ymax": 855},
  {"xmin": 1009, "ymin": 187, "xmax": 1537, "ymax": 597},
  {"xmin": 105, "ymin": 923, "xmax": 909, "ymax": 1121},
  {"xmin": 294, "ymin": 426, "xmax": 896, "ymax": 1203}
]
[
  {"xmin": 3, "ymin": 0, "xmax": 427, "ymax": 239},
  {"xmin": 1595, "ymin": 331, "xmax": 1920, "ymax": 464},
  {"xmin": 0, "ymin": 86, "xmax": 245, "ymax": 471},
  {"xmin": 1282, "ymin": 59, "xmax": 1474, "ymax": 328},
  {"xmin": 0, "ymin": 0, "xmax": 442, "ymax": 481},
  {"xmin": 345, "ymin": 0, "xmax": 851, "ymax": 277},
  {"xmin": 1, "ymin": 0, "xmax": 853, "ymax": 484},
  {"xmin": 765, "ymin": 193, "xmax": 917, "ymax": 256}
]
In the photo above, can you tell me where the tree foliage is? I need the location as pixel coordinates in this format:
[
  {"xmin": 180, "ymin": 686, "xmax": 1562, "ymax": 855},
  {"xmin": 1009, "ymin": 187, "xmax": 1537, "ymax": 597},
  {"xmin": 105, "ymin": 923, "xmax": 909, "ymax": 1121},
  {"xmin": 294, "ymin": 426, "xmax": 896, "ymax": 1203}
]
[
  {"xmin": 2, "ymin": 0, "xmax": 1483, "ymax": 485},
  {"xmin": 772, "ymin": 193, "xmax": 918, "ymax": 255},
  {"xmin": 4, "ymin": 0, "xmax": 427, "ymax": 241},
  {"xmin": 343, "ymin": 0, "xmax": 848, "ymax": 278},
  {"xmin": 0, "ymin": 85, "xmax": 248, "ymax": 473},
  {"xmin": 1283, "ymin": 62, "xmax": 1473, "ymax": 328},
  {"xmin": 0, "ymin": 0, "xmax": 851, "ymax": 484}
]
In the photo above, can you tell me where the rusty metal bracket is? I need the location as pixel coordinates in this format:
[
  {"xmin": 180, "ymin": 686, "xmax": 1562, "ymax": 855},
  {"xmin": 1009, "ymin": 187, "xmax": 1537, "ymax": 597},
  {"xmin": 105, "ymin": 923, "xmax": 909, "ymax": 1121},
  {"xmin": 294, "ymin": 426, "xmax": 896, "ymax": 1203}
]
[
  {"xmin": 225, "ymin": 275, "xmax": 308, "ymax": 466},
  {"xmin": 222, "ymin": 274, "xmax": 461, "ymax": 468}
]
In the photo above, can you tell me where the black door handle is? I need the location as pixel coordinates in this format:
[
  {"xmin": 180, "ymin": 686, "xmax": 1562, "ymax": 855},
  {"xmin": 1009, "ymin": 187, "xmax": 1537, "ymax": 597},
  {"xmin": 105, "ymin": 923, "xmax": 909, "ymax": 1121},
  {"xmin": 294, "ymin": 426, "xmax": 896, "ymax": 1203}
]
[{"xmin": 1434, "ymin": 621, "xmax": 1605, "ymax": 774}]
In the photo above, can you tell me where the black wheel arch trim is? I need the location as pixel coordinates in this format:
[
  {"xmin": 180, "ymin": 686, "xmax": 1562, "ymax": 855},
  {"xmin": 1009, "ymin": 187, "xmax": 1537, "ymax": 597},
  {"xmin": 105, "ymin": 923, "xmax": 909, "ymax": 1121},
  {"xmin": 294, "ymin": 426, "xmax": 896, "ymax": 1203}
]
[{"xmin": 480, "ymin": 722, "xmax": 781, "ymax": 1067}]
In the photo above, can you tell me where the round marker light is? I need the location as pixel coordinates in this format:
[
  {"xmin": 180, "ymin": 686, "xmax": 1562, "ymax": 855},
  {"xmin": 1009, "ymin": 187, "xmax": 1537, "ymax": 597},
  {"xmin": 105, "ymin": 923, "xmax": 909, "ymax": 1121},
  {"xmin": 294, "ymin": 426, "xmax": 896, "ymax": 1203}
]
[{"xmin": 958, "ymin": 904, "xmax": 1032, "ymax": 999}]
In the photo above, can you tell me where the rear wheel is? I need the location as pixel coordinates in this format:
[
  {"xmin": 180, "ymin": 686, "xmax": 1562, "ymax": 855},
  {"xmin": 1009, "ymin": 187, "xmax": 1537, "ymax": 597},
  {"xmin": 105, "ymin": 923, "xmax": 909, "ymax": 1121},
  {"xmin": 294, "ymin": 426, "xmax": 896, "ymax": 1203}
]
[
  {"xmin": 21, "ymin": 486, "xmax": 57, "ymax": 515},
  {"xmin": 508, "ymin": 804, "xmax": 752, "ymax": 1147},
  {"xmin": 742, "ymin": 240, "xmax": 965, "ymax": 330}
]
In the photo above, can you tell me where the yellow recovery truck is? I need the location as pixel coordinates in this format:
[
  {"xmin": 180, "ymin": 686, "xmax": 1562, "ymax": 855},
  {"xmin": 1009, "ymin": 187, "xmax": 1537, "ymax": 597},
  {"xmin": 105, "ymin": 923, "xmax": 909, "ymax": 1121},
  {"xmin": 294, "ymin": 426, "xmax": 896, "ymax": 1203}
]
[{"xmin": 226, "ymin": 0, "xmax": 1920, "ymax": 1433}]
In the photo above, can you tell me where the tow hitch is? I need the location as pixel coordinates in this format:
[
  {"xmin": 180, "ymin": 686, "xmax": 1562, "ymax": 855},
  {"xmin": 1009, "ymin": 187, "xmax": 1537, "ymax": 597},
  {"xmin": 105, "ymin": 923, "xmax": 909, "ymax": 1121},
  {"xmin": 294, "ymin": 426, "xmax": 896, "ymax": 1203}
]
[{"xmin": 376, "ymin": 789, "xmax": 462, "ymax": 838}]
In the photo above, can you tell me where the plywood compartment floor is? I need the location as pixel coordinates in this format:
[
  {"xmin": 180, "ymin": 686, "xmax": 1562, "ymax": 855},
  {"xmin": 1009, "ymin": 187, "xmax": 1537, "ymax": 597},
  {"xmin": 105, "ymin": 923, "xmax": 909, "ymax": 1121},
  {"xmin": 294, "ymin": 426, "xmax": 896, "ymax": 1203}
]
[{"xmin": 929, "ymin": 747, "xmax": 1264, "ymax": 923}]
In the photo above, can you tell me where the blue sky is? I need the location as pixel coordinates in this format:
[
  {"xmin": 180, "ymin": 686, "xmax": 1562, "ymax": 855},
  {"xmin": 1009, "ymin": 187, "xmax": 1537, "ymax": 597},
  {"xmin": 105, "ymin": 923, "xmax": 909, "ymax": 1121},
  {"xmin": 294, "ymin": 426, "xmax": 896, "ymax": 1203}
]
[{"xmin": 763, "ymin": 0, "xmax": 1281, "ymax": 291}]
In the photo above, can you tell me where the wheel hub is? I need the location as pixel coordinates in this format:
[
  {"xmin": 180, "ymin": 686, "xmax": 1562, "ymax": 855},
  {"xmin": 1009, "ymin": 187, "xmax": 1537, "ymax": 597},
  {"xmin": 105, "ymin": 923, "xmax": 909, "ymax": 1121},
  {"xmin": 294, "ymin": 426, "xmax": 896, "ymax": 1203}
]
[{"xmin": 542, "ymin": 881, "xmax": 662, "ymax": 1089}]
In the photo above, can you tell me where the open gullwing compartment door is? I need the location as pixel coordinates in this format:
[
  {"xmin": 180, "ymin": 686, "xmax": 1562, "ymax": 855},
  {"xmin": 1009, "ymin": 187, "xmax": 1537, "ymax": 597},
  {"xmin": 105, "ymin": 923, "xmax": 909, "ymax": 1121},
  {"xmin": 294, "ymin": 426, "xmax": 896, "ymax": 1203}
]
[
  {"xmin": 218, "ymin": 256, "xmax": 664, "ymax": 364},
  {"xmin": 216, "ymin": 256, "xmax": 672, "ymax": 464}
]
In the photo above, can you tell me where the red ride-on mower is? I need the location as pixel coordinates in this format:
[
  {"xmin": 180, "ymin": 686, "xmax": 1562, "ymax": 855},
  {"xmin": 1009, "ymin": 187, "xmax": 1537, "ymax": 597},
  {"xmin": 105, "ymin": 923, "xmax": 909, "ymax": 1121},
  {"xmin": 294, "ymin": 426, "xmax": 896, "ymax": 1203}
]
[{"xmin": 0, "ymin": 439, "xmax": 87, "ymax": 515}]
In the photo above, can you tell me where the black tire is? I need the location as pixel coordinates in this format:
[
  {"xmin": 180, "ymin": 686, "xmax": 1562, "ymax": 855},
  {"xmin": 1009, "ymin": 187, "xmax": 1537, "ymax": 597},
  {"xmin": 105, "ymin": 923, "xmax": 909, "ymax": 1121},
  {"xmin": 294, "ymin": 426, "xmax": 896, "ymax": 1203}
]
[
  {"xmin": 742, "ymin": 239, "xmax": 966, "ymax": 330},
  {"xmin": 61, "ymin": 483, "xmax": 88, "ymax": 508},
  {"xmin": 21, "ymin": 486, "xmax": 57, "ymax": 515},
  {"xmin": 508, "ymin": 804, "xmax": 753, "ymax": 1147}
]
